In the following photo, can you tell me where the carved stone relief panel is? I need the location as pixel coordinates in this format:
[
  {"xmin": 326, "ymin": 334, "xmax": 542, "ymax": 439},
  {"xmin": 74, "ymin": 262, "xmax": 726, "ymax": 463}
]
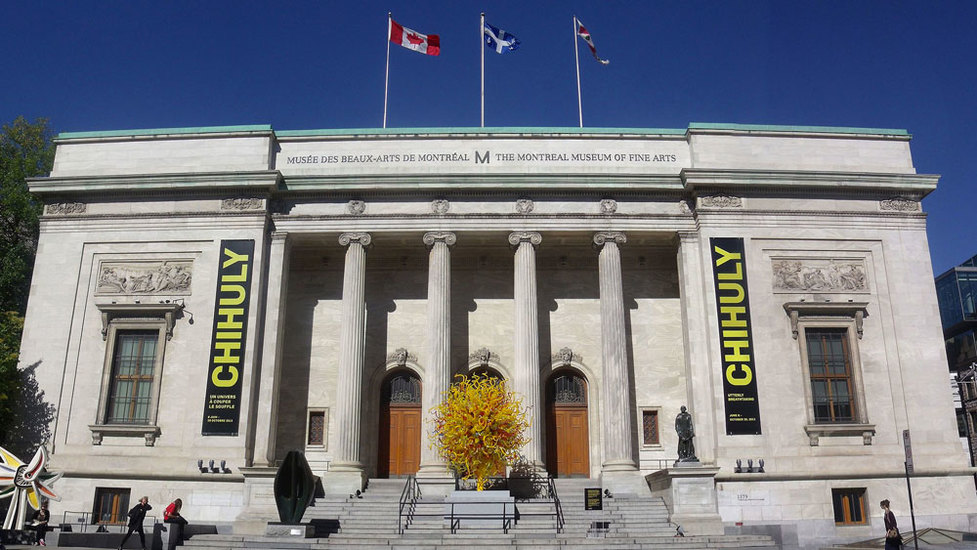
[
  {"xmin": 221, "ymin": 198, "xmax": 264, "ymax": 210},
  {"xmin": 879, "ymin": 198, "xmax": 920, "ymax": 212},
  {"xmin": 46, "ymin": 202, "xmax": 87, "ymax": 215},
  {"xmin": 96, "ymin": 261, "xmax": 193, "ymax": 295},
  {"xmin": 347, "ymin": 200, "xmax": 366, "ymax": 215},
  {"xmin": 699, "ymin": 194, "xmax": 742, "ymax": 208},
  {"xmin": 771, "ymin": 258, "xmax": 868, "ymax": 293}
]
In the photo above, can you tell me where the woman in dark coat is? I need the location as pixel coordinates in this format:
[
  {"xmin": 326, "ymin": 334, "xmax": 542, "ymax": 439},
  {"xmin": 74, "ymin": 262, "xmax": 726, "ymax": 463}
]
[
  {"xmin": 31, "ymin": 500, "xmax": 51, "ymax": 546},
  {"xmin": 881, "ymin": 499, "xmax": 902, "ymax": 550},
  {"xmin": 119, "ymin": 496, "xmax": 152, "ymax": 550}
]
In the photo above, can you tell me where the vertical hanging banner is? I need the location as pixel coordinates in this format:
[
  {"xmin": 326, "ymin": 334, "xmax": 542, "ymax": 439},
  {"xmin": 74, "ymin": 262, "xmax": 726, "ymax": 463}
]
[
  {"xmin": 710, "ymin": 238, "xmax": 762, "ymax": 435},
  {"xmin": 202, "ymin": 240, "xmax": 254, "ymax": 436}
]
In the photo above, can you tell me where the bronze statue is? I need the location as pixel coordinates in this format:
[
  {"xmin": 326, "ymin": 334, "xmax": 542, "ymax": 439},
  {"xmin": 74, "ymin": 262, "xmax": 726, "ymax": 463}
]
[{"xmin": 675, "ymin": 406, "xmax": 698, "ymax": 463}]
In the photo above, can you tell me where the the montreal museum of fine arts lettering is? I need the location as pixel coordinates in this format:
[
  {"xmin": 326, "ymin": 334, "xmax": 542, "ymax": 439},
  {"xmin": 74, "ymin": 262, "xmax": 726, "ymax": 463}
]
[{"xmin": 17, "ymin": 123, "xmax": 977, "ymax": 547}]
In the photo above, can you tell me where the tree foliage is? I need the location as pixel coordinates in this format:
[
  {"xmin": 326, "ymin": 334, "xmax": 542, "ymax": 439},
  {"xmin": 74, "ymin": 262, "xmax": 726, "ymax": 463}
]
[
  {"xmin": 1, "ymin": 116, "xmax": 54, "ymax": 314},
  {"xmin": 431, "ymin": 373, "xmax": 531, "ymax": 491},
  {"xmin": 0, "ymin": 117, "xmax": 54, "ymax": 447}
]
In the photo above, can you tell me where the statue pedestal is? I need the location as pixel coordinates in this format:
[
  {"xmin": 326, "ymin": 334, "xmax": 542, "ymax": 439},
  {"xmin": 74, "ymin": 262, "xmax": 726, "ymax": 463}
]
[
  {"xmin": 645, "ymin": 466, "xmax": 722, "ymax": 536},
  {"xmin": 265, "ymin": 522, "xmax": 315, "ymax": 538}
]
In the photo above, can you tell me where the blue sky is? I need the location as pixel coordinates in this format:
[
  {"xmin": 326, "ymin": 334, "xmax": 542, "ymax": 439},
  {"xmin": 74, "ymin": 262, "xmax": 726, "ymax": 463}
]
[{"xmin": 2, "ymin": 1, "xmax": 975, "ymax": 274}]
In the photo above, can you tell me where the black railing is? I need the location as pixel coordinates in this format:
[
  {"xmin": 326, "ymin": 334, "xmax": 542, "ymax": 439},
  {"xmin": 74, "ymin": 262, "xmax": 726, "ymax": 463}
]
[
  {"xmin": 397, "ymin": 475, "xmax": 422, "ymax": 534},
  {"xmin": 545, "ymin": 476, "xmax": 565, "ymax": 533},
  {"xmin": 444, "ymin": 500, "xmax": 514, "ymax": 533},
  {"xmin": 396, "ymin": 475, "xmax": 564, "ymax": 534},
  {"xmin": 60, "ymin": 511, "xmax": 159, "ymax": 533}
]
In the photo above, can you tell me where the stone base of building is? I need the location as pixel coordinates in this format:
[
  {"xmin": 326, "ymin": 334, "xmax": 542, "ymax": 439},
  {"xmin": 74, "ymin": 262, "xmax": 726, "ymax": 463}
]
[
  {"xmin": 415, "ymin": 464, "xmax": 456, "ymax": 497},
  {"xmin": 321, "ymin": 467, "xmax": 368, "ymax": 495},
  {"xmin": 646, "ymin": 466, "xmax": 722, "ymax": 535},
  {"xmin": 601, "ymin": 467, "xmax": 651, "ymax": 496},
  {"xmin": 235, "ymin": 467, "xmax": 279, "ymax": 535}
]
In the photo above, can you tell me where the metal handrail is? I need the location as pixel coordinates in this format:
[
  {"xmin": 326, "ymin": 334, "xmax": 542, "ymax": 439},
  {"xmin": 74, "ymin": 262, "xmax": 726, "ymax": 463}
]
[
  {"xmin": 445, "ymin": 501, "xmax": 514, "ymax": 533},
  {"xmin": 397, "ymin": 475, "xmax": 421, "ymax": 534},
  {"xmin": 545, "ymin": 476, "xmax": 565, "ymax": 533}
]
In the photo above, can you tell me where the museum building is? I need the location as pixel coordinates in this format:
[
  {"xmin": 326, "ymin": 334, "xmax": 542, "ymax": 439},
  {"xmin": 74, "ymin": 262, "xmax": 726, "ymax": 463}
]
[{"xmin": 18, "ymin": 123, "xmax": 977, "ymax": 546}]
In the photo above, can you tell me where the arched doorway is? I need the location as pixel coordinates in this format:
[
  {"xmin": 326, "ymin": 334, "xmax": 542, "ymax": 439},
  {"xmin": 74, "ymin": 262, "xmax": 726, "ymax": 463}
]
[
  {"xmin": 546, "ymin": 371, "xmax": 590, "ymax": 477},
  {"xmin": 377, "ymin": 370, "xmax": 422, "ymax": 478}
]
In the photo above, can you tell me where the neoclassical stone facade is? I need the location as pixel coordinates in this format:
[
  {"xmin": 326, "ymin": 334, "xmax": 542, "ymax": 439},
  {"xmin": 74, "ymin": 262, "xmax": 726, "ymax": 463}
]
[{"xmin": 19, "ymin": 124, "xmax": 977, "ymax": 547}]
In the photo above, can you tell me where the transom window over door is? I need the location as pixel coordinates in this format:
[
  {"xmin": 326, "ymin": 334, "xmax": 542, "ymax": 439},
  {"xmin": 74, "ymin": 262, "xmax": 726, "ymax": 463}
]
[
  {"xmin": 806, "ymin": 328, "xmax": 855, "ymax": 423},
  {"xmin": 107, "ymin": 330, "xmax": 158, "ymax": 424}
]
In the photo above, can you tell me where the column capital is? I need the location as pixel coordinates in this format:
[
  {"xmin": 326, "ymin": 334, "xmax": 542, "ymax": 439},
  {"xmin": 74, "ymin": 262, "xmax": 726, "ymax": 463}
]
[
  {"xmin": 423, "ymin": 231, "xmax": 457, "ymax": 248},
  {"xmin": 508, "ymin": 232, "xmax": 542, "ymax": 247},
  {"xmin": 676, "ymin": 230, "xmax": 699, "ymax": 244},
  {"xmin": 270, "ymin": 230, "xmax": 289, "ymax": 243},
  {"xmin": 593, "ymin": 232, "xmax": 627, "ymax": 248},
  {"xmin": 339, "ymin": 232, "xmax": 372, "ymax": 247}
]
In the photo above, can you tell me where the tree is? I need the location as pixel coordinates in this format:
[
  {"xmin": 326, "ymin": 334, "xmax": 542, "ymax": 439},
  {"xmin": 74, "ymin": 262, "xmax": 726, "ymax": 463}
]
[
  {"xmin": 0, "ymin": 116, "xmax": 54, "ymax": 313},
  {"xmin": 0, "ymin": 117, "xmax": 55, "ymax": 447},
  {"xmin": 431, "ymin": 373, "xmax": 531, "ymax": 491}
]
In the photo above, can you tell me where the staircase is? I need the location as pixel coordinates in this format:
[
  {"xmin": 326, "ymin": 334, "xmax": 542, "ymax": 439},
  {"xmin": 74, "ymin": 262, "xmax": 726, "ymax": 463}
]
[{"xmin": 182, "ymin": 477, "xmax": 776, "ymax": 549}]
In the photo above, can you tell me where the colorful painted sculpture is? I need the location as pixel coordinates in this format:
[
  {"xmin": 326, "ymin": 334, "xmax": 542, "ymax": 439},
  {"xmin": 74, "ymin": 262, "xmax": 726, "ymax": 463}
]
[{"xmin": 0, "ymin": 446, "xmax": 62, "ymax": 530}]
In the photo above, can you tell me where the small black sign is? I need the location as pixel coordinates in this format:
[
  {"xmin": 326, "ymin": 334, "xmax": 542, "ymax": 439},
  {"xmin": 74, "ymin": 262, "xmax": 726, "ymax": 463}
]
[{"xmin": 584, "ymin": 488, "xmax": 602, "ymax": 511}]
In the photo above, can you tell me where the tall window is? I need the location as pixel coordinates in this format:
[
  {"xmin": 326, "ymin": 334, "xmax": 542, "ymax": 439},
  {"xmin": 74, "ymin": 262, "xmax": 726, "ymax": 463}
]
[
  {"xmin": 642, "ymin": 410, "xmax": 660, "ymax": 445},
  {"xmin": 106, "ymin": 331, "xmax": 158, "ymax": 424},
  {"xmin": 831, "ymin": 488, "xmax": 866, "ymax": 525},
  {"xmin": 806, "ymin": 328, "xmax": 855, "ymax": 423},
  {"xmin": 307, "ymin": 410, "xmax": 326, "ymax": 447}
]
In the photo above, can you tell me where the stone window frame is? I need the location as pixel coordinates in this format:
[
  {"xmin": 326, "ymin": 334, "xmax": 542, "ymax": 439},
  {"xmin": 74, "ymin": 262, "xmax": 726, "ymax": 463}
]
[
  {"xmin": 784, "ymin": 302, "xmax": 875, "ymax": 446},
  {"xmin": 89, "ymin": 303, "xmax": 181, "ymax": 446},
  {"xmin": 639, "ymin": 407, "xmax": 662, "ymax": 448},
  {"xmin": 306, "ymin": 408, "xmax": 328, "ymax": 449},
  {"xmin": 831, "ymin": 487, "xmax": 867, "ymax": 525}
]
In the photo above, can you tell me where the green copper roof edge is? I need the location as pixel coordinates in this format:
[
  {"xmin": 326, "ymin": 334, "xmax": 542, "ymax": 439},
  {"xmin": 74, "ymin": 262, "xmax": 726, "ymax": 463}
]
[
  {"xmin": 688, "ymin": 122, "xmax": 910, "ymax": 136},
  {"xmin": 57, "ymin": 125, "xmax": 274, "ymax": 140},
  {"xmin": 55, "ymin": 123, "xmax": 911, "ymax": 140},
  {"xmin": 275, "ymin": 127, "xmax": 687, "ymax": 137}
]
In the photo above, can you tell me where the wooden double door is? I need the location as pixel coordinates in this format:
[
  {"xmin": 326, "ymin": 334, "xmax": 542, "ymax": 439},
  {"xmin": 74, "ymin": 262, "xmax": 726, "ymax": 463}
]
[
  {"xmin": 377, "ymin": 371, "xmax": 422, "ymax": 477},
  {"xmin": 546, "ymin": 372, "xmax": 590, "ymax": 477}
]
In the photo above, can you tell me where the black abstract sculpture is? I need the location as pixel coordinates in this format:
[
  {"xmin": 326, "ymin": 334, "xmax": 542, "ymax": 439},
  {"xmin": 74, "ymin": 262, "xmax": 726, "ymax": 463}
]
[{"xmin": 273, "ymin": 450, "xmax": 317, "ymax": 524}]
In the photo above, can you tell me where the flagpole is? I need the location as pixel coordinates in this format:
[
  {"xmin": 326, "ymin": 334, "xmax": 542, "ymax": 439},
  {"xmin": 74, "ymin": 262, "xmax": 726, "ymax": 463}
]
[
  {"xmin": 480, "ymin": 12, "xmax": 485, "ymax": 128},
  {"xmin": 573, "ymin": 15, "xmax": 583, "ymax": 128},
  {"xmin": 384, "ymin": 12, "xmax": 391, "ymax": 128}
]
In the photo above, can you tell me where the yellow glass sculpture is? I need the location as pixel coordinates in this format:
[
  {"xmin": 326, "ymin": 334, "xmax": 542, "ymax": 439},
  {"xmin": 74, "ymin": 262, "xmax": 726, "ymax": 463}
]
[{"xmin": 431, "ymin": 373, "xmax": 530, "ymax": 491}]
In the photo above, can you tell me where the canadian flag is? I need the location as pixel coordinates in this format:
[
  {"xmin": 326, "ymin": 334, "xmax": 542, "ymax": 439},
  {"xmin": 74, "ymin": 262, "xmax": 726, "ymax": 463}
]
[{"xmin": 389, "ymin": 19, "xmax": 440, "ymax": 56}]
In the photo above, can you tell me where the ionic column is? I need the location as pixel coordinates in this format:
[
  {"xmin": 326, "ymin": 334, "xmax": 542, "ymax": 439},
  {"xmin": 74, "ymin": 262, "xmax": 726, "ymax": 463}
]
[
  {"xmin": 509, "ymin": 232, "xmax": 544, "ymax": 467},
  {"xmin": 593, "ymin": 232, "xmax": 638, "ymax": 474},
  {"xmin": 251, "ymin": 231, "xmax": 291, "ymax": 468},
  {"xmin": 325, "ymin": 232, "xmax": 371, "ymax": 492},
  {"xmin": 418, "ymin": 232, "xmax": 456, "ymax": 478}
]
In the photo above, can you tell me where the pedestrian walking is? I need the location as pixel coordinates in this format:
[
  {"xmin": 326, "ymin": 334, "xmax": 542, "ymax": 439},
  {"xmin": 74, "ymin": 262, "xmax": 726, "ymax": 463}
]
[
  {"xmin": 119, "ymin": 496, "xmax": 152, "ymax": 550},
  {"xmin": 881, "ymin": 499, "xmax": 902, "ymax": 549}
]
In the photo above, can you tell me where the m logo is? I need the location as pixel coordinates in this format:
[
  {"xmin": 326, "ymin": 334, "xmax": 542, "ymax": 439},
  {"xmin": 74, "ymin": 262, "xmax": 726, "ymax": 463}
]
[{"xmin": 475, "ymin": 150, "xmax": 490, "ymax": 164}]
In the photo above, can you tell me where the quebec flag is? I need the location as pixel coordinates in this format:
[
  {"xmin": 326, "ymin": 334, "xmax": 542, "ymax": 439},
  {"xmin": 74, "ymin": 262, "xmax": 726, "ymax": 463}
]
[{"xmin": 484, "ymin": 23, "xmax": 520, "ymax": 54}]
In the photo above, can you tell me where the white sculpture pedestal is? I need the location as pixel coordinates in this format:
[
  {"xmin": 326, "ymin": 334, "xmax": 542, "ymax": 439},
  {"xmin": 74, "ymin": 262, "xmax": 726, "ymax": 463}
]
[{"xmin": 645, "ymin": 465, "xmax": 723, "ymax": 535}]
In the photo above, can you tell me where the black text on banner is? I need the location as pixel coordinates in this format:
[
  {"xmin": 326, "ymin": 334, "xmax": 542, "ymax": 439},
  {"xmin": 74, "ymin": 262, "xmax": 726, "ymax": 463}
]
[
  {"xmin": 710, "ymin": 238, "xmax": 762, "ymax": 435},
  {"xmin": 202, "ymin": 240, "xmax": 254, "ymax": 436}
]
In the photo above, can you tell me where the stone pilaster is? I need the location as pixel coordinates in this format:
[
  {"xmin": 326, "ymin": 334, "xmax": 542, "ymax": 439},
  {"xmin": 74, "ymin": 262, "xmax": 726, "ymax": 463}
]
[
  {"xmin": 323, "ymin": 232, "xmax": 371, "ymax": 493},
  {"xmin": 593, "ymin": 231, "xmax": 644, "ymax": 493},
  {"xmin": 251, "ymin": 231, "xmax": 291, "ymax": 468},
  {"xmin": 676, "ymin": 231, "xmax": 715, "ymax": 462},
  {"xmin": 509, "ymin": 232, "xmax": 544, "ymax": 467},
  {"xmin": 418, "ymin": 232, "xmax": 456, "ymax": 483}
]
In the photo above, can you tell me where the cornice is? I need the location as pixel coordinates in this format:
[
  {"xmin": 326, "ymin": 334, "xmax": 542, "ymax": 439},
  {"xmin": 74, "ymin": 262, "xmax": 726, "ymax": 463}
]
[
  {"xmin": 681, "ymin": 169, "xmax": 938, "ymax": 198},
  {"xmin": 27, "ymin": 170, "xmax": 283, "ymax": 195}
]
